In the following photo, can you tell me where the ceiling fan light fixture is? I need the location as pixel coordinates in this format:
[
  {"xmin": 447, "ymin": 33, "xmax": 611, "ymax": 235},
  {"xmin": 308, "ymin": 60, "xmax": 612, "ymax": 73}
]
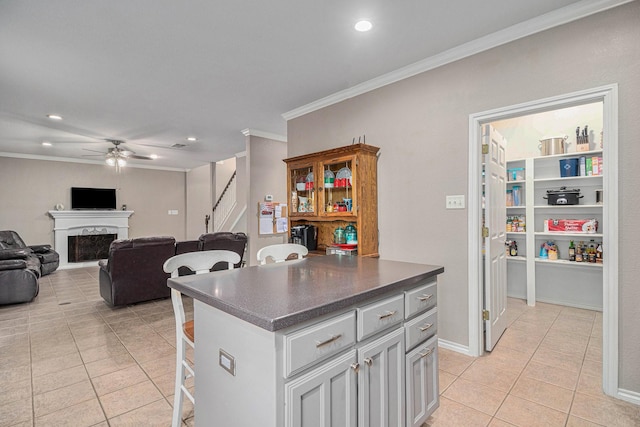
[
  {"xmin": 47, "ymin": 114, "xmax": 63, "ymax": 120},
  {"xmin": 116, "ymin": 157, "xmax": 127, "ymax": 167},
  {"xmin": 105, "ymin": 156, "xmax": 116, "ymax": 166}
]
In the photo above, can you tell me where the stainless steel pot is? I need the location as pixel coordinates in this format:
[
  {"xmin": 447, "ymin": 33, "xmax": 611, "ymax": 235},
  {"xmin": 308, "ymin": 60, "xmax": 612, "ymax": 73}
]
[{"xmin": 539, "ymin": 136, "xmax": 568, "ymax": 156}]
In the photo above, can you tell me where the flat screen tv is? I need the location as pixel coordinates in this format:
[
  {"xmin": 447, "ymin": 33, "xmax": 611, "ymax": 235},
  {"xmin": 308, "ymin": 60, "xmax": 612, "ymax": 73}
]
[{"xmin": 71, "ymin": 187, "xmax": 117, "ymax": 210}]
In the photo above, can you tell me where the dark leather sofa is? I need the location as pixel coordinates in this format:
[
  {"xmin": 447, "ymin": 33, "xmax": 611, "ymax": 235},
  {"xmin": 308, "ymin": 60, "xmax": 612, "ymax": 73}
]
[
  {"xmin": 0, "ymin": 230, "xmax": 60, "ymax": 305},
  {"xmin": 99, "ymin": 232, "xmax": 247, "ymax": 306}
]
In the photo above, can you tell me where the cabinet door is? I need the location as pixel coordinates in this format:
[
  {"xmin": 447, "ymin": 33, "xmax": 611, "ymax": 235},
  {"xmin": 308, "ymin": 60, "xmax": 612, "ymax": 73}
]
[
  {"xmin": 284, "ymin": 350, "xmax": 358, "ymax": 427},
  {"xmin": 289, "ymin": 162, "xmax": 317, "ymax": 216},
  {"xmin": 406, "ymin": 335, "xmax": 439, "ymax": 427},
  {"xmin": 358, "ymin": 328, "xmax": 405, "ymax": 427},
  {"xmin": 318, "ymin": 154, "xmax": 357, "ymax": 217}
]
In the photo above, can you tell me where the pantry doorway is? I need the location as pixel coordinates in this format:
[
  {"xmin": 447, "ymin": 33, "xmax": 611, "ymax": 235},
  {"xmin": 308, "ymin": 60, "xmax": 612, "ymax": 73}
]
[{"xmin": 467, "ymin": 85, "xmax": 619, "ymax": 397}]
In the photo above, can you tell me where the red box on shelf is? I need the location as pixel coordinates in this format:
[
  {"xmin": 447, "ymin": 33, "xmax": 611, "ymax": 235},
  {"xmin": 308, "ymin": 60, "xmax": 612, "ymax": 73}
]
[{"xmin": 544, "ymin": 219, "xmax": 598, "ymax": 233}]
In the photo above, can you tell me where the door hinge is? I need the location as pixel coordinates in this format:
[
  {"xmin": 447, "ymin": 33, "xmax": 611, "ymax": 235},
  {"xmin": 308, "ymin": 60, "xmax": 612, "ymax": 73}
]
[
  {"xmin": 482, "ymin": 227, "xmax": 489, "ymax": 238},
  {"xmin": 482, "ymin": 144, "xmax": 489, "ymax": 155},
  {"xmin": 483, "ymin": 310, "xmax": 490, "ymax": 321}
]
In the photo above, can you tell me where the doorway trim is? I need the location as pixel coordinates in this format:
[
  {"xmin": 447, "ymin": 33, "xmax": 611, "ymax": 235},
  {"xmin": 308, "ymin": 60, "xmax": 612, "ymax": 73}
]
[{"xmin": 467, "ymin": 84, "xmax": 619, "ymax": 396}]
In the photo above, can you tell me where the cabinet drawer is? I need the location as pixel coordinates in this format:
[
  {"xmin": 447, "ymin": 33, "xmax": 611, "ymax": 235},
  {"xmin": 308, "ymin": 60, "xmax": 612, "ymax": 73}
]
[
  {"xmin": 283, "ymin": 311, "xmax": 356, "ymax": 378},
  {"xmin": 405, "ymin": 308, "xmax": 437, "ymax": 352},
  {"xmin": 357, "ymin": 294, "xmax": 404, "ymax": 341},
  {"xmin": 405, "ymin": 280, "xmax": 437, "ymax": 319}
]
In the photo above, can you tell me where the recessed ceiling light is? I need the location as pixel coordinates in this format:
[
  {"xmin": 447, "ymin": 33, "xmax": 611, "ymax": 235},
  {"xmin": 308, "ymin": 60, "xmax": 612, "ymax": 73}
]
[
  {"xmin": 354, "ymin": 20, "xmax": 372, "ymax": 32},
  {"xmin": 47, "ymin": 114, "xmax": 63, "ymax": 120},
  {"xmin": 186, "ymin": 137, "xmax": 197, "ymax": 142},
  {"xmin": 149, "ymin": 154, "xmax": 158, "ymax": 159},
  {"xmin": 42, "ymin": 141, "xmax": 52, "ymax": 147}
]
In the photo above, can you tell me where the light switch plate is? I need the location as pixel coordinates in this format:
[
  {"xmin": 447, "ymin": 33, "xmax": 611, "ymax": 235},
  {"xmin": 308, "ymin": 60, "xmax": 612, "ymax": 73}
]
[
  {"xmin": 265, "ymin": 194, "xmax": 273, "ymax": 201},
  {"xmin": 446, "ymin": 195, "xmax": 465, "ymax": 209}
]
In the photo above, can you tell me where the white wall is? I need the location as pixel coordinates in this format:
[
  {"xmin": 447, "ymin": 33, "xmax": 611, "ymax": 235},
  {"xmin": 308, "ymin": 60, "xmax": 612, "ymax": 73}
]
[
  {"xmin": 287, "ymin": 3, "xmax": 640, "ymax": 393},
  {"xmin": 0, "ymin": 156, "xmax": 187, "ymax": 244},
  {"xmin": 245, "ymin": 135, "xmax": 287, "ymax": 266},
  {"xmin": 186, "ymin": 163, "xmax": 213, "ymax": 239}
]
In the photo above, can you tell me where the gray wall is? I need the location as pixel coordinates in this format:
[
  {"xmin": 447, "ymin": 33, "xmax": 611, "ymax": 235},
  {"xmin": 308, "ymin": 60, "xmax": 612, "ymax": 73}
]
[
  {"xmin": 287, "ymin": 3, "xmax": 640, "ymax": 393},
  {"xmin": 0, "ymin": 156, "xmax": 187, "ymax": 244},
  {"xmin": 246, "ymin": 136, "xmax": 287, "ymax": 266},
  {"xmin": 186, "ymin": 163, "xmax": 213, "ymax": 239}
]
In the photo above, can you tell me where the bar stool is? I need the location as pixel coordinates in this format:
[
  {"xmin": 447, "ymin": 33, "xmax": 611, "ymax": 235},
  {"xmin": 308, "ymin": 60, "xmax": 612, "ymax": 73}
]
[
  {"xmin": 257, "ymin": 243, "xmax": 308, "ymax": 264},
  {"xmin": 163, "ymin": 250, "xmax": 241, "ymax": 427}
]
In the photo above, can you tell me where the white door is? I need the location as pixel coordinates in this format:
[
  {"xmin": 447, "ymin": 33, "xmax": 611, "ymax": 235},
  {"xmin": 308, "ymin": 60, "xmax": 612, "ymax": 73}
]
[{"xmin": 483, "ymin": 124, "xmax": 508, "ymax": 351}]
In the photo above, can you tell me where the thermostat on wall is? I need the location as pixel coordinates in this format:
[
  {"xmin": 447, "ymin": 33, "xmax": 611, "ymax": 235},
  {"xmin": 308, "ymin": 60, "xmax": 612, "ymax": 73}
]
[{"xmin": 265, "ymin": 194, "xmax": 273, "ymax": 201}]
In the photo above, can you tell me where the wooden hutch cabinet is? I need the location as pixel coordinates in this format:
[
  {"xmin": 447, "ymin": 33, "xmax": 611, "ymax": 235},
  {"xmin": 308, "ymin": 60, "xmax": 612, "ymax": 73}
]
[{"xmin": 283, "ymin": 143, "xmax": 379, "ymax": 256}]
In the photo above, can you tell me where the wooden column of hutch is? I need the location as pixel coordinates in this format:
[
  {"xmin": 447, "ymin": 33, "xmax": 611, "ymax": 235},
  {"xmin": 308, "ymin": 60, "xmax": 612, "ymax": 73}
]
[{"xmin": 283, "ymin": 143, "xmax": 379, "ymax": 257}]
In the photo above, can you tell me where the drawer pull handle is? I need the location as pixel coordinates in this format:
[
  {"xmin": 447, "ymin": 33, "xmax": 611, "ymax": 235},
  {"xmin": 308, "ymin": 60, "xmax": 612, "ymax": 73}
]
[
  {"xmin": 364, "ymin": 357, "xmax": 373, "ymax": 367},
  {"xmin": 351, "ymin": 363, "xmax": 360, "ymax": 373},
  {"xmin": 419, "ymin": 348, "xmax": 433, "ymax": 358},
  {"xmin": 418, "ymin": 323, "xmax": 433, "ymax": 332},
  {"xmin": 378, "ymin": 310, "xmax": 397, "ymax": 320},
  {"xmin": 315, "ymin": 334, "xmax": 342, "ymax": 348},
  {"xmin": 417, "ymin": 294, "xmax": 434, "ymax": 302}
]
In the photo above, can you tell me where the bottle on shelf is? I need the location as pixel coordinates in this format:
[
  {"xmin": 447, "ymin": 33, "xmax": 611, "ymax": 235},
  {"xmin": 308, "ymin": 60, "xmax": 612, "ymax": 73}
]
[
  {"xmin": 575, "ymin": 241, "xmax": 583, "ymax": 262},
  {"xmin": 569, "ymin": 240, "xmax": 576, "ymax": 261}
]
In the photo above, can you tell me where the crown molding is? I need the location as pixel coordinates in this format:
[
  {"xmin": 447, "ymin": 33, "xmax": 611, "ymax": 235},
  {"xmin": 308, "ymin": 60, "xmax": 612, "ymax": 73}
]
[
  {"xmin": 240, "ymin": 128, "xmax": 287, "ymax": 142},
  {"xmin": 282, "ymin": 0, "xmax": 632, "ymax": 121},
  {"xmin": 0, "ymin": 151, "xmax": 189, "ymax": 172}
]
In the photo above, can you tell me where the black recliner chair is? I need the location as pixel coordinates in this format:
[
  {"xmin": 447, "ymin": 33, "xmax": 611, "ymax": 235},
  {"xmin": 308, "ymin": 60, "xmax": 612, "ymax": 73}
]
[
  {"xmin": 198, "ymin": 232, "xmax": 247, "ymax": 269},
  {"xmin": 0, "ymin": 230, "xmax": 60, "ymax": 277},
  {"xmin": 0, "ymin": 230, "xmax": 59, "ymax": 305}
]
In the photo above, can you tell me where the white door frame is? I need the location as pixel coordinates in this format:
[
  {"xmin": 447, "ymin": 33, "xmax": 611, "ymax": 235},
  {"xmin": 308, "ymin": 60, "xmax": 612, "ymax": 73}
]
[{"xmin": 467, "ymin": 84, "xmax": 619, "ymax": 397}]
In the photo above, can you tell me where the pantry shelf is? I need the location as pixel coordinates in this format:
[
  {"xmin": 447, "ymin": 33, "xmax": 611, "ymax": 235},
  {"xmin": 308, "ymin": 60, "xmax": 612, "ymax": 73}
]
[
  {"xmin": 507, "ymin": 256, "xmax": 526, "ymax": 262},
  {"xmin": 506, "ymin": 231, "xmax": 526, "ymax": 235},
  {"xmin": 535, "ymin": 258, "xmax": 603, "ymax": 268},
  {"xmin": 534, "ymin": 204, "xmax": 603, "ymax": 209},
  {"xmin": 534, "ymin": 175, "xmax": 602, "ymax": 183},
  {"xmin": 534, "ymin": 232, "xmax": 603, "ymax": 238}
]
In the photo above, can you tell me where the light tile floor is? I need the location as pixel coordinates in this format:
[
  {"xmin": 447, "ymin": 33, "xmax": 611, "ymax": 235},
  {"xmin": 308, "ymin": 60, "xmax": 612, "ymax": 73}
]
[
  {"xmin": 427, "ymin": 298, "xmax": 640, "ymax": 427},
  {"xmin": 1, "ymin": 268, "xmax": 639, "ymax": 426}
]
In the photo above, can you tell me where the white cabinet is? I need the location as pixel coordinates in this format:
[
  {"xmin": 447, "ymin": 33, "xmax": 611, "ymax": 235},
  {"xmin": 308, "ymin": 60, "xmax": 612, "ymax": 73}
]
[
  {"xmin": 506, "ymin": 151, "xmax": 604, "ymax": 309},
  {"xmin": 357, "ymin": 328, "xmax": 405, "ymax": 427},
  {"xmin": 284, "ymin": 350, "xmax": 358, "ymax": 427},
  {"xmin": 285, "ymin": 283, "xmax": 439, "ymax": 427},
  {"xmin": 406, "ymin": 335, "xmax": 439, "ymax": 427}
]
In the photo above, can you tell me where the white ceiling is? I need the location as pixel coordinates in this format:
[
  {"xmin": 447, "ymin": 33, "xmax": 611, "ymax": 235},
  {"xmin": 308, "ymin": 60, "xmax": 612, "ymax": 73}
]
[{"xmin": 0, "ymin": 0, "xmax": 622, "ymax": 170}]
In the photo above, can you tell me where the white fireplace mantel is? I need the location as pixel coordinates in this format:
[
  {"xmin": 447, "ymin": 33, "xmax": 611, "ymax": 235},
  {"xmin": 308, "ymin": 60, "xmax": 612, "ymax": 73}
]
[{"xmin": 48, "ymin": 210, "xmax": 134, "ymax": 268}]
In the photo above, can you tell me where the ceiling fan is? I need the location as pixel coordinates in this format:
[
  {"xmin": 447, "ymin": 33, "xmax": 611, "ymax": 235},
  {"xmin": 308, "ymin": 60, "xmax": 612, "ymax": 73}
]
[{"xmin": 83, "ymin": 139, "xmax": 155, "ymax": 168}]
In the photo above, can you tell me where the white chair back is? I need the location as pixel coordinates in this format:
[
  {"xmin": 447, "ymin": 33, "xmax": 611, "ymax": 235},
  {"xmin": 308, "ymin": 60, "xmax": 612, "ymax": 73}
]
[
  {"xmin": 162, "ymin": 249, "xmax": 240, "ymax": 427},
  {"xmin": 257, "ymin": 243, "xmax": 308, "ymax": 265}
]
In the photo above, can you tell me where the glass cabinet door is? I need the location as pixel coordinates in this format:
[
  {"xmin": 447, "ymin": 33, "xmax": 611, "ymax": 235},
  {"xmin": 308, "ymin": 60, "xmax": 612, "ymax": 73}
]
[
  {"xmin": 319, "ymin": 157, "xmax": 356, "ymax": 216},
  {"xmin": 289, "ymin": 164, "xmax": 316, "ymax": 215}
]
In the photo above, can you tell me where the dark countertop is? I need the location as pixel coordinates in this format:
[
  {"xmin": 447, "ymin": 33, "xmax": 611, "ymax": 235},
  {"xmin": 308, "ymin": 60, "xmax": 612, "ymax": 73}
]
[{"xmin": 168, "ymin": 255, "xmax": 444, "ymax": 332}]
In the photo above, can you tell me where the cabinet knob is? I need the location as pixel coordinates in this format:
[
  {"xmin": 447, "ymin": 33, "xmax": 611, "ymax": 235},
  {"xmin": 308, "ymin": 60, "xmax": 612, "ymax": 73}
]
[
  {"xmin": 351, "ymin": 362, "xmax": 360, "ymax": 373},
  {"xmin": 364, "ymin": 357, "xmax": 373, "ymax": 367}
]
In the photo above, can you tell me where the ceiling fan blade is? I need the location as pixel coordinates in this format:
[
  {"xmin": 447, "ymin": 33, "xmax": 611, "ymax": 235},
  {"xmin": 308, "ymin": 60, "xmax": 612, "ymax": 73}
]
[
  {"xmin": 128, "ymin": 154, "xmax": 154, "ymax": 160},
  {"xmin": 82, "ymin": 154, "xmax": 106, "ymax": 157},
  {"xmin": 82, "ymin": 148, "xmax": 107, "ymax": 154}
]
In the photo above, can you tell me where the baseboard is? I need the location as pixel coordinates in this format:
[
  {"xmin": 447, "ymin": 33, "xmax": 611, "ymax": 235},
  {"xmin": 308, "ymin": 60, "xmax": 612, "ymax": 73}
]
[
  {"xmin": 617, "ymin": 388, "xmax": 640, "ymax": 406},
  {"xmin": 58, "ymin": 261, "xmax": 99, "ymax": 270},
  {"xmin": 438, "ymin": 338, "xmax": 473, "ymax": 357},
  {"xmin": 535, "ymin": 297, "xmax": 603, "ymax": 312}
]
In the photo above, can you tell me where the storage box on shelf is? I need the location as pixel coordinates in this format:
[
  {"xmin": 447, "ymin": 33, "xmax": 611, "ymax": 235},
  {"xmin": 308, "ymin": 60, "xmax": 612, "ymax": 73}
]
[{"xmin": 284, "ymin": 143, "xmax": 379, "ymax": 257}]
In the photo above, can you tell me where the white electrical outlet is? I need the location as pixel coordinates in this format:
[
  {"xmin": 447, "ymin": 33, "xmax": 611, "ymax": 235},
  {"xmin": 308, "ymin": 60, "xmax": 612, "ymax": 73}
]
[
  {"xmin": 446, "ymin": 195, "xmax": 465, "ymax": 209},
  {"xmin": 168, "ymin": 210, "xmax": 179, "ymax": 215}
]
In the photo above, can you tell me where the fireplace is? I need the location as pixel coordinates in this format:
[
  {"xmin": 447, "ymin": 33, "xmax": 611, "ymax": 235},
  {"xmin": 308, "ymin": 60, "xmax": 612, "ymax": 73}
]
[
  {"xmin": 68, "ymin": 232, "xmax": 117, "ymax": 262},
  {"xmin": 48, "ymin": 210, "xmax": 133, "ymax": 268}
]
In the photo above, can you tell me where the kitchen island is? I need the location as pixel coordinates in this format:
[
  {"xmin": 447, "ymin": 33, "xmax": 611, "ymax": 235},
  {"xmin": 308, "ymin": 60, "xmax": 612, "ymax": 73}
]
[{"xmin": 169, "ymin": 255, "xmax": 444, "ymax": 427}]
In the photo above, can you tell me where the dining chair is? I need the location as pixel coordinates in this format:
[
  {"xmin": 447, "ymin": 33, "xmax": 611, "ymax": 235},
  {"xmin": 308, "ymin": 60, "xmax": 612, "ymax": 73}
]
[
  {"xmin": 163, "ymin": 250, "xmax": 241, "ymax": 427},
  {"xmin": 256, "ymin": 243, "xmax": 308, "ymax": 265}
]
